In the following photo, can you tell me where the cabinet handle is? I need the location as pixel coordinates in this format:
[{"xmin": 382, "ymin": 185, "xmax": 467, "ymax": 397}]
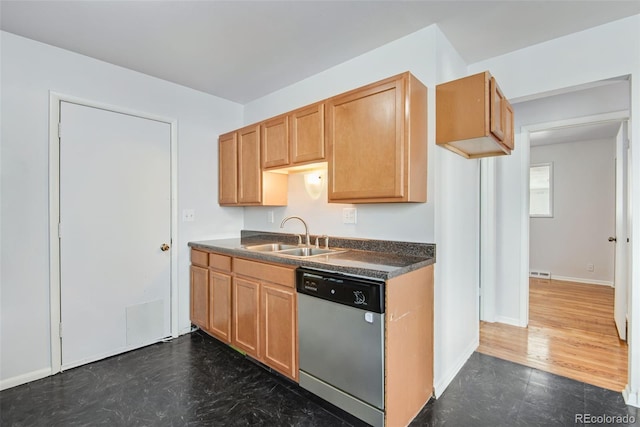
[
  {"xmin": 608, "ymin": 237, "xmax": 617, "ymax": 242},
  {"xmin": 161, "ymin": 243, "xmax": 171, "ymax": 251}
]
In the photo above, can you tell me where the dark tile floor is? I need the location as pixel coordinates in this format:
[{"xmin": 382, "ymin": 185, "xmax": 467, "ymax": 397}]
[{"xmin": 1, "ymin": 330, "xmax": 637, "ymax": 426}]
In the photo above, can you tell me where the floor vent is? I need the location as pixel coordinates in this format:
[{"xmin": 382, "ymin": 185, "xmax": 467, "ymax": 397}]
[{"xmin": 530, "ymin": 271, "xmax": 551, "ymax": 279}]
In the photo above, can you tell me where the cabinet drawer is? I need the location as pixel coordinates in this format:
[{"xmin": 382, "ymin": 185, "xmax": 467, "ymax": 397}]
[
  {"xmin": 191, "ymin": 249, "xmax": 209, "ymax": 267},
  {"xmin": 209, "ymin": 253, "xmax": 232, "ymax": 272},
  {"xmin": 234, "ymin": 258, "xmax": 295, "ymax": 288}
]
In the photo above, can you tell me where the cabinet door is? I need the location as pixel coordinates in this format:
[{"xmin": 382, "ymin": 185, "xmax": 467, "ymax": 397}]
[
  {"xmin": 327, "ymin": 77, "xmax": 404, "ymax": 201},
  {"xmin": 262, "ymin": 115, "xmax": 289, "ymax": 169},
  {"xmin": 209, "ymin": 270, "xmax": 232, "ymax": 343},
  {"xmin": 232, "ymin": 276, "xmax": 260, "ymax": 357},
  {"xmin": 291, "ymin": 103, "xmax": 325, "ymax": 164},
  {"xmin": 503, "ymin": 101, "xmax": 514, "ymax": 151},
  {"xmin": 218, "ymin": 132, "xmax": 238, "ymax": 205},
  {"xmin": 489, "ymin": 77, "xmax": 506, "ymax": 142},
  {"xmin": 238, "ymin": 125, "xmax": 262, "ymax": 204},
  {"xmin": 261, "ymin": 283, "xmax": 297, "ymax": 380},
  {"xmin": 190, "ymin": 265, "xmax": 209, "ymax": 330}
]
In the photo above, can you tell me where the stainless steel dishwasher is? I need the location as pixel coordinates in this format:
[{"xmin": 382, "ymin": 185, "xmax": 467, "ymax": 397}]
[{"xmin": 296, "ymin": 268, "xmax": 385, "ymax": 427}]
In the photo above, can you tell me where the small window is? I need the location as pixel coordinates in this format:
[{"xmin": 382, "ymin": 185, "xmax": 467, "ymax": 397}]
[{"xmin": 530, "ymin": 163, "xmax": 553, "ymax": 217}]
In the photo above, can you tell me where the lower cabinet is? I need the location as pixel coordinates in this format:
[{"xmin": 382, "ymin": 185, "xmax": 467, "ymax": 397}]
[
  {"xmin": 232, "ymin": 276, "xmax": 261, "ymax": 357},
  {"xmin": 261, "ymin": 282, "xmax": 297, "ymax": 379},
  {"xmin": 209, "ymin": 270, "xmax": 232, "ymax": 343},
  {"xmin": 190, "ymin": 265, "xmax": 209, "ymax": 330},
  {"xmin": 190, "ymin": 250, "xmax": 233, "ymax": 343},
  {"xmin": 234, "ymin": 258, "xmax": 297, "ymax": 380},
  {"xmin": 190, "ymin": 249, "xmax": 297, "ymax": 381}
]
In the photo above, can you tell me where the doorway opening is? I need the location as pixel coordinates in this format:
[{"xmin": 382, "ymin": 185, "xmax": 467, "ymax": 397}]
[{"xmin": 478, "ymin": 77, "xmax": 631, "ymax": 392}]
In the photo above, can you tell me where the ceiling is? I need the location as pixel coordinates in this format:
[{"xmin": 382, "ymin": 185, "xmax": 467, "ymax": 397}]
[{"xmin": 2, "ymin": 1, "xmax": 639, "ymax": 104}]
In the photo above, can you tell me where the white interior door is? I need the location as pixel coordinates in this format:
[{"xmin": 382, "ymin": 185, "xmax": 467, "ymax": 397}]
[
  {"xmin": 614, "ymin": 122, "xmax": 628, "ymax": 340},
  {"xmin": 59, "ymin": 101, "xmax": 172, "ymax": 369}
]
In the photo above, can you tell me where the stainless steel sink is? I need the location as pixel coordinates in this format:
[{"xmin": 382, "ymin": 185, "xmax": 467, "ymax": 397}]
[
  {"xmin": 243, "ymin": 242, "xmax": 346, "ymax": 258},
  {"xmin": 243, "ymin": 243, "xmax": 299, "ymax": 252},
  {"xmin": 276, "ymin": 247, "xmax": 344, "ymax": 258}
]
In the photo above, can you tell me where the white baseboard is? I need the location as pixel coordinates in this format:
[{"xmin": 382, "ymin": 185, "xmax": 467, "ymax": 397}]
[
  {"xmin": 180, "ymin": 325, "xmax": 194, "ymax": 335},
  {"xmin": 0, "ymin": 367, "xmax": 52, "ymax": 391},
  {"xmin": 551, "ymin": 275, "xmax": 613, "ymax": 287},
  {"xmin": 495, "ymin": 315, "xmax": 527, "ymax": 327},
  {"xmin": 623, "ymin": 385, "xmax": 639, "ymax": 407},
  {"xmin": 433, "ymin": 336, "xmax": 478, "ymax": 398}
]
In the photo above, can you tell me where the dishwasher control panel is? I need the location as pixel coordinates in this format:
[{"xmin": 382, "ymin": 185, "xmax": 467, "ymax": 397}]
[{"xmin": 296, "ymin": 268, "xmax": 384, "ymax": 313}]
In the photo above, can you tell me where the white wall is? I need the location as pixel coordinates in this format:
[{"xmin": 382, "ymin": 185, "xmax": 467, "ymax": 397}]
[
  {"xmin": 243, "ymin": 25, "xmax": 479, "ymax": 397},
  {"xmin": 0, "ymin": 31, "xmax": 243, "ymax": 388},
  {"xmin": 530, "ymin": 139, "xmax": 615, "ymax": 285},
  {"xmin": 470, "ymin": 16, "xmax": 639, "ymax": 102},
  {"xmin": 491, "ymin": 138, "xmax": 528, "ymax": 325},
  {"xmin": 469, "ymin": 14, "xmax": 640, "ymax": 402},
  {"xmin": 432, "ymin": 27, "xmax": 481, "ymax": 395},
  {"xmin": 243, "ymin": 26, "xmax": 438, "ymax": 243}
]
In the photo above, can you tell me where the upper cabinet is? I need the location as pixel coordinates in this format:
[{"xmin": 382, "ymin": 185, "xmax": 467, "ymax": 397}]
[
  {"xmin": 436, "ymin": 71, "xmax": 514, "ymax": 159},
  {"xmin": 261, "ymin": 115, "xmax": 289, "ymax": 169},
  {"xmin": 219, "ymin": 125, "xmax": 287, "ymax": 206},
  {"xmin": 218, "ymin": 71, "xmax": 427, "ymax": 205},
  {"xmin": 262, "ymin": 102, "xmax": 326, "ymax": 171},
  {"xmin": 218, "ymin": 131, "xmax": 238, "ymax": 205},
  {"xmin": 290, "ymin": 103, "xmax": 325, "ymax": 165},
  {"xmin": 237, "ymin": 125, "xmax": 262, "ymax": 204},
  {"xmin": 327, "ymin": 72, "xmax": 427, "ymax": 203}
]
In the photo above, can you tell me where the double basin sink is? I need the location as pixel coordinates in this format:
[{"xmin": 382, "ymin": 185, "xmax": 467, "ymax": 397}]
[{"xmin": 242, "ymin": 242, "xmax": 345, "ymax": 258}]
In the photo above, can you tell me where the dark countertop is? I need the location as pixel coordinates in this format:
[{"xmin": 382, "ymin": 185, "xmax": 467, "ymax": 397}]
[{"xmin": 188, "ymin": 230, "xmax": 435, "ymax": 280}]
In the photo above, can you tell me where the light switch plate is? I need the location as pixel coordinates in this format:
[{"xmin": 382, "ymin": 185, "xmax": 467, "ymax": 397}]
[
  {"xmin": 342, "ymin": 208, "xmax": 357, "ymax": 224},
  {"xmin": 267, "ymin": 210, "xmax": 275, "ymax": 224}
]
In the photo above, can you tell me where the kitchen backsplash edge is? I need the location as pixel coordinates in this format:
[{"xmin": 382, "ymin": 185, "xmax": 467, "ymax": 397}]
[{"xmin": 240, "ymin": 229, "xmax": 436, "ymax": 261}]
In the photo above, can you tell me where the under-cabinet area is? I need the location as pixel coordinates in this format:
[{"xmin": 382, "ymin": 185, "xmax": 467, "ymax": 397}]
[{"xmin": 189, "ymin": 231, "xmax": 435, "ymax": 427}]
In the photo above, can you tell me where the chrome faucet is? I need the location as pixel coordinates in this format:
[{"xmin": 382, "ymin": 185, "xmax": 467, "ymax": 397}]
[{"xmin": 280, "ymin": 216, "xmax": 311, "ymax": 247}]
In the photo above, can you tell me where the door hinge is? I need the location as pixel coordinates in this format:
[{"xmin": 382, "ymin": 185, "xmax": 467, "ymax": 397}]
[
  {"xmin": 58, "ymin": 122, "xmax": 62, "ymax": 138},
  {"xmin": 59, "ymin": 322, "xmax": 63, "ymax": 338},
  {"xmin": 58, "ymin": 223, "xmax": 62, "ymax": 239}
]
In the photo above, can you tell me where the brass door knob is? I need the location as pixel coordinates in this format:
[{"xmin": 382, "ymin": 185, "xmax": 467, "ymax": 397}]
[{"xmin": 161, "ymin": 243, "xmax": 171, "ymax": 251}]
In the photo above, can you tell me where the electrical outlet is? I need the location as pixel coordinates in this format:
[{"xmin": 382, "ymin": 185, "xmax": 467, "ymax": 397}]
[
  {"xmin": 182, "ymin": 209, "xmax": 195, "ymax": 222},
  {"xmin": 587, "ymin": 263, "xmax": 594, "ymax": 272},
  {"xmin": 267, "ymin": 211, "xmax": 275, "ymax": 224},
  {"xmin": 342, "ymin": 208, "xmax": 357, "ymax": 224}
]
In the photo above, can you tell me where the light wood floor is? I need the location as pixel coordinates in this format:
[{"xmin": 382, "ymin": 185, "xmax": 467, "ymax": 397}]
[{"xmin": 478, "ymin": 278, "xmax": 628, "ymax": 391}]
